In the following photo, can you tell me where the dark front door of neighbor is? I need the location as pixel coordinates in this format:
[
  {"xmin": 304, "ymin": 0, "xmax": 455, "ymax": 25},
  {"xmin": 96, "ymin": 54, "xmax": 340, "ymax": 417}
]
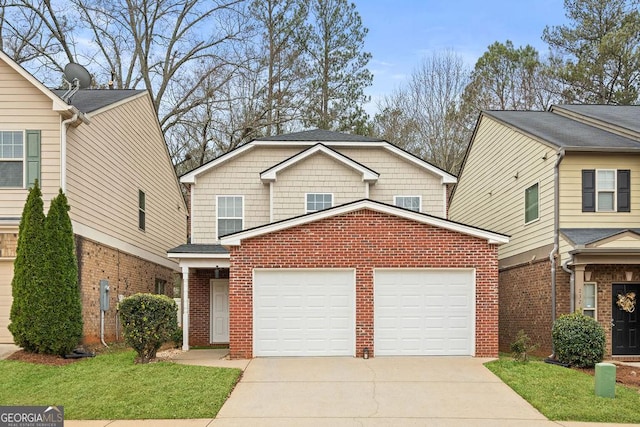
[{"xmin": 612, "ymin": 283, "xmax": 640, "ymax": 355}]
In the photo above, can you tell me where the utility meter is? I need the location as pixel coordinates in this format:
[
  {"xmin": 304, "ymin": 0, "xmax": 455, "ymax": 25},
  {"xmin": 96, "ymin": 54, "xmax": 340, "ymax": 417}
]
[{"xmin": 100, "ymin": 280, "xmax": 110, "ymax": 311}]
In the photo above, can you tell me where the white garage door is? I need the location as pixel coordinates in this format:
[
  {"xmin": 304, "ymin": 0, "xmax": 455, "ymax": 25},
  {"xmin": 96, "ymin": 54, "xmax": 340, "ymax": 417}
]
[
  {"xmin": 0, "ymin": 260, "xmax": 14, "ymax": 343},
  {"xmin": 375, "ymin": 269, "xmax": 474, "ymax": 356},
  {"xmin": 253, "ymin": 269, "xmax": 355, "ymax": 357}
]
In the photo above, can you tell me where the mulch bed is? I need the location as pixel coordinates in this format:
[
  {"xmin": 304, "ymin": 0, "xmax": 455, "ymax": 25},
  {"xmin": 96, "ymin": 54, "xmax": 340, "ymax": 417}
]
[
  {"xmin": 574, "ymin": 363, "xmax": 640, "ymax": 389},
  {"xmin": 6, "ymin": 350, "xmax": 81, "ymax": 366}
]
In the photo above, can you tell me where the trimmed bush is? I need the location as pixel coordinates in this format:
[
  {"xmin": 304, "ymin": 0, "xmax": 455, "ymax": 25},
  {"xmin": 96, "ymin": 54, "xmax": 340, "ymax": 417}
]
[
  {"xmin": 9, "ymin": 180, "xmax": 47, "ymax": 352},
  {"xmin": 119, "ymin": 294, "xmax": 178, "ymax": 363},
  {"xmin": 552, "ymin": 312, "xmax": 606, "ymax": 368}
]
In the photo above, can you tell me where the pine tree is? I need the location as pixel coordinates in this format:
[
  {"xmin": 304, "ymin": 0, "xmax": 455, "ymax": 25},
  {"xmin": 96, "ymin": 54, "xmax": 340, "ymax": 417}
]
[
  {"xmin": 40, "ymin": 190, "xmax": 82, "ymax": 355},
  {"xmin": 8, "ymin": 180, "xmax": 46, "ymax": 352}
]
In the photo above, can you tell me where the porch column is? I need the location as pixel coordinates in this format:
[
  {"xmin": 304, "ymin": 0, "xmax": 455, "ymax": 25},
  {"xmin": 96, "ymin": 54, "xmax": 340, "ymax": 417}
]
[
  {"xmin": 574, "ymin": 264, "xmax": 585, "ymax": 313},
  {"xmin": 182, "ymin": 265, "xmax": 190, "ymax": 351}
]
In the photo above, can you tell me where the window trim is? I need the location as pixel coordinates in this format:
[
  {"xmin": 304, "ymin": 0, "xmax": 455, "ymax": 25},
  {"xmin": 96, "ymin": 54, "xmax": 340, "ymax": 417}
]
[
  {"xmin": 582, "ymin": 282, "xmax": 597, "ymax": 320},
  {"xmin": 217, "ymin": 195, "xmax": 244, "ymax": 239},
  {"xmin": 595, "ymin": 169, "xmax": 616, "ymax": 212},
  {"xmin": 138, "ymin": 190, "xmax": 146, "ymax": 231},
  {"xmin": 305, "ymin": 193, "xmax": 333, "ymax": 213},
  {"xmin": 524, "ymin": 182, "xmax": 540, "ymax": 225},
  {"xmin": 393, "ymin": 195, "xmax": 422, "ymax": 212},
  {"xmin": 0, "ymin": 130, "xmax": 25, "ymax": 188}
]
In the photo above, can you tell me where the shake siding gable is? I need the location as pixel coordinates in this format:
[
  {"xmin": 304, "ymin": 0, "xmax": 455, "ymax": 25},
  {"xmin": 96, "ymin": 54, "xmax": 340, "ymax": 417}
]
[
  {"xmin": 65, "ymin": 93, "xmax": 186, "ymax": 260},
  {"xmin": 0, "ymin": 60, "xmax": 61, "ymax": 216},
  {"xmin": 449, "ymin": 116, "xmax": 555, "ymax": 260},
  {"xmin": 272, "ymin": 153, "xmax": 365, "ymax": 221}
]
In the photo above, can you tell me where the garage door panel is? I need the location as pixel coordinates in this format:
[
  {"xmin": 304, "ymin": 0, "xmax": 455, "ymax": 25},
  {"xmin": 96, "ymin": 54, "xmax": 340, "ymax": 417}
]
[
  {"xmin": 375, "ymin": 269, "xmax": 474, "ymax": 356},
  {"xmin": 254, "ymin": 269, "xmax": 355, "ymax": 357}
]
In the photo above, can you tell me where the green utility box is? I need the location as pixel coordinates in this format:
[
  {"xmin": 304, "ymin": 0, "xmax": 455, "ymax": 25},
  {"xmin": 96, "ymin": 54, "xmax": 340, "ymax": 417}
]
[{"xmin": 595, "ymin": 362, "xmax": 616, "ymax": 398}]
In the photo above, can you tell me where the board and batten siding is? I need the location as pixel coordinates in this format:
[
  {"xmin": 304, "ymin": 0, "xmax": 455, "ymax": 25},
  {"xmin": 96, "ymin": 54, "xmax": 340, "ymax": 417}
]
[
  {"xmin": 272, "ymin": 153, "xmax": 365, "ymax": 221},
  {"xmin": 339, "ymin": 147, "xmax": 446, "ymax": 216},
  {"xmin": 64, "ymin": 93, "xmax": 186, "ymax": 261},
  {"xmin": 559, "ymin": 153, "xmax": 640, "ymax": 229},
  {"xmin": 0, "ymin": 59, "xmax": 62, "ymax": 217},
  {"xmin": 449, "ymin": 115, "xmax": 555, "ymax": 260}
]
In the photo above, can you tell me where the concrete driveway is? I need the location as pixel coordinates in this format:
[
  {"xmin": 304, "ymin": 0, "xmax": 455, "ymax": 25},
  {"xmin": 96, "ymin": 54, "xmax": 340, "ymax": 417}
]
[{"xmin": 212, "ymin": 356, "xmax": 554, "ymax": 427}]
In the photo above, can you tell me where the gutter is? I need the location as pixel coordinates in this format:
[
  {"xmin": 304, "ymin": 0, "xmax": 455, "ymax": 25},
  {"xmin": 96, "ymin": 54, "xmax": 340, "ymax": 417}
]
[{"xmin": 550, "ymin": 148, "xmax": 565, "ymax": 354}]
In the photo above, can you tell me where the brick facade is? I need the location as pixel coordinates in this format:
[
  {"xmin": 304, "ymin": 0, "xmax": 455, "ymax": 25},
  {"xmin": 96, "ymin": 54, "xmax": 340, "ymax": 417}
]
[
  {"xmin": 226, "ymin": 209, "xmax": 500, "ymax": 359},
  {"xmin": 75, "ymin": 235, "xmax": 175, "ymax": 344}
]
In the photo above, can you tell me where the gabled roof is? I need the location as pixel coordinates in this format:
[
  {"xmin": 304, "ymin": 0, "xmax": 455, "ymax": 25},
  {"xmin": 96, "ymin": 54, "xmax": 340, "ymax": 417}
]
[
  {"xmin": 260, "ymin": 143, "xmax": 379, "ymax": 183},
  {"xmin": 256, "ymin": 129, "xmax": 385, "ymax": 142},
  {"xmin": 561, "ymin": 228, "xmax": 640, "ymax": 247},
  {"xmin": 484, "ymin": 110, "xmax": 640, "ymax": 151},
  {"xmin": 181, "ymin": 129, "xmax": 456, "ymax": 184},
  {"xmin": 52, "ymin": 89, "xmax": 147, "ymax": 114},
  {"xmin": 220, "ymin": 199, "xmax": 509, "ymax": 246},
  {"xmin": 551, "ymin": 105, "xmax": 640, "ymax": 137}
]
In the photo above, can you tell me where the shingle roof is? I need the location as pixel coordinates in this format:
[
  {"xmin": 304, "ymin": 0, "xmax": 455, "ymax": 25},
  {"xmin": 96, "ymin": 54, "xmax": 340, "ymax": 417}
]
[
  {"xmin": 52, "ymin": 89, "xmax": 146, "ymax": 114},
  {"xmin": 561, "ymin": 228, "xmax": 640, "ymax": 246},
  {"xmin": 255, "ymin": 129, "xmax": 385, "ymax": 142},
  {"xmin": 485, "ymin": 110, "xmax": 640, "ymax": 150},
  {"xmin": 553, "ymin": 105, "xmax": 640, "ymax": 136},
  {"xmin": 167, "ymin": 244, "xmax": 229, "ymax": 255}
]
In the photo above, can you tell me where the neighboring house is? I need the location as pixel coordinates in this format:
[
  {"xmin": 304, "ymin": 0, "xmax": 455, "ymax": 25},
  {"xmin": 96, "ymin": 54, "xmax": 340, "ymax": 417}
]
[
  {"xmin": 449, "ymin": 105, "xmax": 640, "ymax": 358},
  {"xmin": 169, "ymin": 130, "xmax": 508, "ymax": 359},
  {"xmin": 0, "ymin": 51, "xmax": 187, "ymax": 345}
]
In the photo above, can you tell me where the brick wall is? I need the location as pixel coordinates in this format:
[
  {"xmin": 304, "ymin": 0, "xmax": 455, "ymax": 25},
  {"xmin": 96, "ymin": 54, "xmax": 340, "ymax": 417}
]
[
  {"xmin": 188, "ymin": 268, "xmax": 229, "ymax": 346},
  {"xmin": 227, "ymin": 208, "xmax": 500, "ymax": 359},
  {"xmin": 76, "ymin": 235, "xmax": 176, "ymax": 344},
  {"xmin": 498, "ymin": 259, "xmax": 570, "ymax": 355}
]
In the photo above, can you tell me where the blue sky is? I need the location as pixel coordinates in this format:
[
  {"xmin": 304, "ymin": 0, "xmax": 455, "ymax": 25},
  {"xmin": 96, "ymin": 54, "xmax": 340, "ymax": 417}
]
[{"xmin": 354, "ymin": 0, "xmax": 569, "ymax": 111}]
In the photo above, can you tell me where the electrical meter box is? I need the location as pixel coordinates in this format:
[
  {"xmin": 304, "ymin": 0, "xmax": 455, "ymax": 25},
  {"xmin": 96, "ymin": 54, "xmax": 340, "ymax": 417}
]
[{"xmin": 100, "ymin": 279, "xmax": 110, "ymax": 311}]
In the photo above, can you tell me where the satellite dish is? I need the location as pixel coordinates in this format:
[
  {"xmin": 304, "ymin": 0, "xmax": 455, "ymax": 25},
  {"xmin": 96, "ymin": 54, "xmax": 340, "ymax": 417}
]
[{"xmin": 63, "ymin": 63, "xmax": 92, "ymax": 89}]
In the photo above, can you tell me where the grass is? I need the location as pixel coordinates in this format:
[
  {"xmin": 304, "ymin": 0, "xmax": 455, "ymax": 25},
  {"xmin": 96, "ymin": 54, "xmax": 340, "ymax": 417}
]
[
  {"xmin": 0, "ymin": 350, "xmax": 242, "ymax": 420},
  {"xmin": 486, "ymin": 358, "xmax": 640, "ymax": 423}
]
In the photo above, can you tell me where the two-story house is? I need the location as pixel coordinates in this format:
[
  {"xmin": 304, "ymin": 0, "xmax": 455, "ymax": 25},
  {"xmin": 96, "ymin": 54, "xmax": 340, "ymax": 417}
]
[
  {"xmin": 449, "ymin": 105, "xmax": 640, "ymax": 358},
  {"xmin": 169, "ymin": 130, "xmax": 508, "ymax": 359},
  {"xmin": 0, "ymin": 51, "xmax": 187, "ymax": 345}
]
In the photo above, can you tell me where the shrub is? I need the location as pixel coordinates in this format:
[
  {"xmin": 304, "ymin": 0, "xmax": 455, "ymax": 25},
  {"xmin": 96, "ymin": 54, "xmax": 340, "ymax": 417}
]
[
  {"xmin": 119, "ymin": 294, "xmax": 178, "ymax": 363},
  {"xmin": 172, "ymin": 328, "xmax": 183, "ymax": 349},
  {"xmin": 552, "ymin": 312, "xmax": 605, "ymax": 368},
  {"xmin": 510, "ymin": 329, "xmax": 539, "ymax": 362}
]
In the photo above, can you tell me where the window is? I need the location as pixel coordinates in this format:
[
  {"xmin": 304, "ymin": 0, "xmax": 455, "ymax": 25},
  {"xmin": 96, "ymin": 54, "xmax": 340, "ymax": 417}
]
[
  {"xmin": 138, "ymin": 190, "xmax": 146, "ymax": 231},
  {"xmin": 0, "ymin": 130, "xmax": 40, "ymax": 188},
  {"xmin": 306, "ymin": 193, "xmax": 332, "ymax": 213},
  {"xmin": 583, "ymin": 283, "xmax": 596, "ymax": 318},
  {"xmin": 582, "ymin": 169, "xmax": 630, "ymax": 212},
  {"xmin": 524, "ymin": 183, "xmax": 539, "ymax": 223},
  {"xmin": 218, "ymin": 196, "xmax": 243, "ymax": 238},
  {"xmin": 155, "ymin": 278, "xmax": 166, "ymax": 295},
  {"xmin": 394, "ymin": 196, "xmax": 421, "ymax": 212}
]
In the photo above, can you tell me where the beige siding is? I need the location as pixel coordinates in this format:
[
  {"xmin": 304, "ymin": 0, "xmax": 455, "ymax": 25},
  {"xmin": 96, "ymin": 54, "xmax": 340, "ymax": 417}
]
[
  {"xmin": 449, "ymin": 116, "xmax": 556, "ymax": 260},
  {"xmin": 0, "ymin": 259, "xmax": 13, "ymax": 342},
  {"xmin": 559, "ymin": 153, "xmax": 640, "ymax": 228},
  {"xmin": 339, "ymin": 147, "xmax": 445, "ymax": 216},
  {"xmin": 272, "ymin": 153, "xmax": 365, "ymax": 221},
  {"xmin": 191, "ymin": 145, "xmax": 450, "ymax": 242},
  {"xmin": 0, "ymin": 60, "xmax": 62, "ymax": 216},
  {"xmin": 65, "ymin": 94, "xmax": 186, "ymax": 261}
]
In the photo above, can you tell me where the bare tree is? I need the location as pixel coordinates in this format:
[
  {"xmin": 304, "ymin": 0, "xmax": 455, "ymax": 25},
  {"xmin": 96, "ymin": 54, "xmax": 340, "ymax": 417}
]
[{"xmin": 373, "ymin": 51, "xmax": 470, "ymax": 174}]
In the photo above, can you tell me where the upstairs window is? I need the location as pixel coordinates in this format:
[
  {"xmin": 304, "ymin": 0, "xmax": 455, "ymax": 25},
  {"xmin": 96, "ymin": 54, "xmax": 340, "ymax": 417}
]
[
  {"xmin": 0, "ymin": 130, "xmax": 39, "ymax": 188},
  {"xmin": 524, "ymin": 183, "xmax": 539, "ymax": 224},
  {"xmin": 394, "ymin": 196, "xmax": 421, "ymax": 212},
  {"xmin": 218, "ymin": 196, "xmax": 243, "ymax": 238},
  {"xmin": 582, "ymin": 169, "xmax": 630, "ymax": 212},
  {"xmin": 138, "ymin": 190, "xmax": 146, "ymax": 231},
  {"xmin": 306, "ymin": 193, "xmax": 332, "ymax": 213}
]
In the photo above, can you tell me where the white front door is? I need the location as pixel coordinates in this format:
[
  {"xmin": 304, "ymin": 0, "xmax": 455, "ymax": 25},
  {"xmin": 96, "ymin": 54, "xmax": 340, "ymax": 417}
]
[{"xmin": 210, "ymin": 279, "xmax": 229, "ymax": 343}]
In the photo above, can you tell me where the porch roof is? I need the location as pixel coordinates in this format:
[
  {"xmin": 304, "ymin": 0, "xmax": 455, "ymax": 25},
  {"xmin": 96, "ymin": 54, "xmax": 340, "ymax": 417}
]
[
  {"xmin": 167, "ymin": 244, "xmax": 229, "ymax": 255},
  {"xmin": 561, "ymin": 228, "xmax": 640, "ymax": 246}
]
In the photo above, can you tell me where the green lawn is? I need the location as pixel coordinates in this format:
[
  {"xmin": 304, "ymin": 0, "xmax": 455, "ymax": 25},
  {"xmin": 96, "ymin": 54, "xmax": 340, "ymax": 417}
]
[
  {"xmin": 486, "ymin": 359, "xmax": 640, "ymax": 423},
  {"xmin": 0, "ymin": 350, "xmax": 242, "ymax": 420}
]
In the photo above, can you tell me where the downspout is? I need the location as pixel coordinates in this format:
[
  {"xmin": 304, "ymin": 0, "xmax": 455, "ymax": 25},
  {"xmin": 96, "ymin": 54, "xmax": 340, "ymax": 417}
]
[
  {"xmin": 60, "ymin": 113, "xmax": 78, "ymax": 192},
  {"xmin": 550, "ymin": 149, "xmax": 565, "ymax": 355}
]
